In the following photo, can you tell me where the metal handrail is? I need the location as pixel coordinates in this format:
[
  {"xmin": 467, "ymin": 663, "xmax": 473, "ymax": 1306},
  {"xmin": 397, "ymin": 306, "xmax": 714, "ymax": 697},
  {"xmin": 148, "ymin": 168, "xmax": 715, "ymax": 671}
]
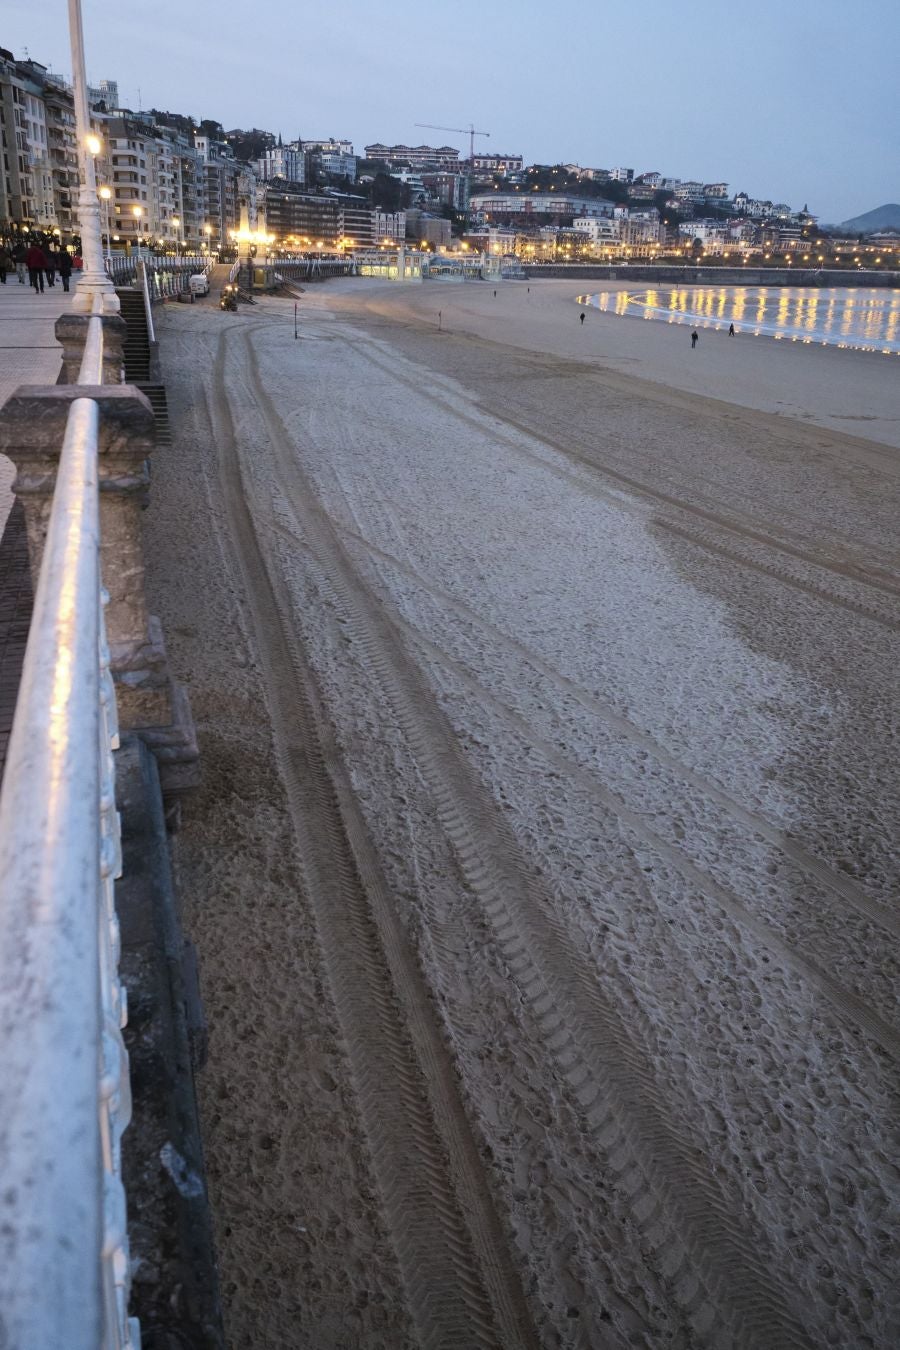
[
  {"xmin": 79, "ymin": 305, "xmax": 105, "ymax": 382},
  {"xmin": 0, "ymin": 319, "xmax": 139, "ymax": 1348},
  {"xmin": 138, "ymin": 260, "xmax": 156, "ymax": 345}
]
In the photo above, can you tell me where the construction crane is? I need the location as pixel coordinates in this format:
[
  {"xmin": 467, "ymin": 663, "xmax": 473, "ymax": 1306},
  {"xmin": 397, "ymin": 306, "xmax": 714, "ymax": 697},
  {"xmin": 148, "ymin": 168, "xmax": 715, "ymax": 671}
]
[{"xmin": 414, "ymin": 122, "xmax": 490, "ymax": 163}]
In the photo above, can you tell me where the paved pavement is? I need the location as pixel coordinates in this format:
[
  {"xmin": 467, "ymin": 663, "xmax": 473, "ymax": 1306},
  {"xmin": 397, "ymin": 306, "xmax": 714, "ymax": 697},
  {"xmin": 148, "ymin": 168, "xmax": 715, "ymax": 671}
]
[
  {"xmin": 0, "ymin": 274, "xmax": 71, "ymax": 782},
  {"xmin": 0, "ymin": 275, "xmax": 71, "ymax": 533}
]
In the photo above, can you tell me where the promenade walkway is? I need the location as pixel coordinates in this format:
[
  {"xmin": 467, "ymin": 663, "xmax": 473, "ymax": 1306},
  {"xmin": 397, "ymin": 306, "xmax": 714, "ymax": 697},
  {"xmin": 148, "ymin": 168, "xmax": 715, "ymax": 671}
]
[{"xmin": 0, "ymin": 278, "xmax": 69, "ymax": 777}]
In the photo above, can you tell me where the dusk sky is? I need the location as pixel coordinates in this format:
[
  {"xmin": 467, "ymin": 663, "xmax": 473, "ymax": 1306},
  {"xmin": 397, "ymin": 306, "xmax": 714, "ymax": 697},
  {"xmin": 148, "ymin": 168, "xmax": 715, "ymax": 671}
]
[{"xmin": 3, "ymin": 0, "xmax": 898, "ymax": 223}]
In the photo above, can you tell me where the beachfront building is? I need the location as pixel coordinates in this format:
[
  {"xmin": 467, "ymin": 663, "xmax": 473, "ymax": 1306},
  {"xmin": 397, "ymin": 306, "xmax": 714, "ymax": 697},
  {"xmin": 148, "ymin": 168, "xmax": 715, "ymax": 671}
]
[
  {"xmin": 101, "ymin": 114, "xmax": 213, "ymax": 248},
  {"xmin": 263, "ymin": 181, "xmax": 403, "ymax": 250},
  {"xmin": 678, "ymin": 218, "xmax": 729, "ymax": 252},
  {"xmin": 464, "ymin": 225, "xmax": 518, "ymax": 256},
  {"xmin": 405, "ymin": 212, "xmax": 451, "ymax": 248},
  {"xmin": 0, "ymin": 50, "xmax": 80, "ymax": 234},
  {"xmin": 194, "ymin": 132, "xmax": 246, "ymax": 249},
  {"xmin": 623, "ymin": 210, "xmax": 663, "ymax": 247},
  {"xmin": 573, "ymin": 215, "xmax": 622, "ymax": 248}
]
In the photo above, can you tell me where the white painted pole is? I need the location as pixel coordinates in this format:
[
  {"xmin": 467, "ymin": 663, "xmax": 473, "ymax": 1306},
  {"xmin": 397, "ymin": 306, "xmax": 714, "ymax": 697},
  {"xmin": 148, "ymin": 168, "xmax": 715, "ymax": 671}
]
[{"xmin": 67, "ymin": 0, "xmax": 119, "ymax": 313}]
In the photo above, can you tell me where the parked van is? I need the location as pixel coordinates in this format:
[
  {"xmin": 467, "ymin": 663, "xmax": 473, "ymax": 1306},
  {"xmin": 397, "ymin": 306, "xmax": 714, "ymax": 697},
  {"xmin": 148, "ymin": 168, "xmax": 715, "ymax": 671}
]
[{"xmin": 189, "ymin": 273, "xmax": 210, "ymax": 297}]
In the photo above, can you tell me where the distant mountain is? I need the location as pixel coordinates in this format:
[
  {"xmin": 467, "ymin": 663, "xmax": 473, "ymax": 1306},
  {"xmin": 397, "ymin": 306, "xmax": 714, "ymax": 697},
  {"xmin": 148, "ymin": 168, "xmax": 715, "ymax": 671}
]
[{"xmin": 838, "ymin": 203, "xmax": 900, "ymax": 234}]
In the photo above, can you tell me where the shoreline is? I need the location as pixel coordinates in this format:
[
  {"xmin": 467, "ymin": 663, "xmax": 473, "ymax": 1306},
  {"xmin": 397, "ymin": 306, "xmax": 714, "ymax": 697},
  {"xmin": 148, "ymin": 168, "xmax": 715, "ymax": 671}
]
[{"xmin": 340, "ymin": 276, "xmax": 900, "ymax": 451}]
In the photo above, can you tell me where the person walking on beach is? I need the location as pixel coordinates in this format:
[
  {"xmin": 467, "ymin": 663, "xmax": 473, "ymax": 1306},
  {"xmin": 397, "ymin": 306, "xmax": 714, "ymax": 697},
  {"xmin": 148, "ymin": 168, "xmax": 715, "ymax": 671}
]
[
  {"xmin": 26, "ymin": 241, "xmax": 46, "ymax": 293},
  {"xmin": 58, "ymin": 248, "xmax": 73, "ymax": 293},
  {"xmin": 580, "ymin": 311, "xmax": 586, "ymax": 325},
  {"xmin": 691, "ymin": 329, "xmax": 699, "ymax": 348},
  {"xmin": 13, "ymin": 241, "xmax": 27, "ymax": 283},
  {"xmin": 728, "ymin": 322, "xmax": 735, "ymax": 336}
]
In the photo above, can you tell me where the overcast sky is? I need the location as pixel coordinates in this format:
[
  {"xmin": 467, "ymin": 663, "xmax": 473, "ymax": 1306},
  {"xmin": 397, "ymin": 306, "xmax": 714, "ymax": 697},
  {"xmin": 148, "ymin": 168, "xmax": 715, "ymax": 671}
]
[{"xmin": 3, "ymin": 0, "xmax": 898, "ymax": 223}]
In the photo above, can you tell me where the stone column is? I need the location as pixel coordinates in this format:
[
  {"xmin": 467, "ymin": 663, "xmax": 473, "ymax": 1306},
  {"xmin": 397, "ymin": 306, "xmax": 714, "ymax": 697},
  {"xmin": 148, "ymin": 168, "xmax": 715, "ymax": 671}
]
[
  {"xmin": 55, "ymin": 312, "xmax": 128, "ymax": 385},
  {"xmin": 0, "ymin": 385, "xmax": 199, "ymax": 797}
]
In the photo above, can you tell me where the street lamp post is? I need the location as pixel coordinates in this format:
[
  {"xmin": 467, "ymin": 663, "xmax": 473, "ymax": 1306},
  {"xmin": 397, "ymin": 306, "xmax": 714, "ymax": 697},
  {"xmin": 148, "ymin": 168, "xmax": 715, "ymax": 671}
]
[
  {"xmin": 98, "ymin": 185, "xmax": 112, "ymax": 264},
  {"xmin": 132, "ymin": 205, "xmax": 143, "ymax": 266},
  {"xmin": 171, "ymin": 215, "xmax": 181, "ymax": 255},
  {"xmin": 67, "ymin": 0, "xmax": 119, "ymax": 312}
]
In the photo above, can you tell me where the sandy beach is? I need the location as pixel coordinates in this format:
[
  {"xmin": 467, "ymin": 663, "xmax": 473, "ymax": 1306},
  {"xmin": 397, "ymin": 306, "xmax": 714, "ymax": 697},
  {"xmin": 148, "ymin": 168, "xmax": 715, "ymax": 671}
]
[{"xmin": 144, "ymin": 276, "xmax": 900, "ymax": 1349}]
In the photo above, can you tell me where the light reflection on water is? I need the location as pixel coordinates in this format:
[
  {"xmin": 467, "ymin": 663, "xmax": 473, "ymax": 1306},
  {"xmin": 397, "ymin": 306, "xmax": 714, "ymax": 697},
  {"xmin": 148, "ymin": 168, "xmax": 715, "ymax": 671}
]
[{"xmin": 577, "ymin": 286, "xmax": 900, "ymax": 354}]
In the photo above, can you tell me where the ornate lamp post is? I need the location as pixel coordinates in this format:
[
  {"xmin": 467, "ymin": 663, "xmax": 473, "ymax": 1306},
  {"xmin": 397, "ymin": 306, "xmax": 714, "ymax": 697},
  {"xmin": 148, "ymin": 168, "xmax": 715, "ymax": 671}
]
[
  {"xmin": 98, "ymin": 185, "xmax": 112, "ymax": 263},
  {"xmin": 67, "ymin": 0, "xmax": 119, "ymax": 312},
  {"xmin": 132, "ymin": 205, "xmax": 143, "ymax": 264}
]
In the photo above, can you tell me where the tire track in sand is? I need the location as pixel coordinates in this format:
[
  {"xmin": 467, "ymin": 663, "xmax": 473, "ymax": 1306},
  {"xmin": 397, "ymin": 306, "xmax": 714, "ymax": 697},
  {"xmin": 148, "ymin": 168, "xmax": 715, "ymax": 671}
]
[
  {"xmin": 267, "ymin": 497, "xmax": 900, "ymax": 951},
  {"xmin": 240, "ymin": 323, "xmax": 815, "ymax": 1349},
  {"xmin": 210, "ymin": 330, "xmax": 540, "ymax": 1350}
]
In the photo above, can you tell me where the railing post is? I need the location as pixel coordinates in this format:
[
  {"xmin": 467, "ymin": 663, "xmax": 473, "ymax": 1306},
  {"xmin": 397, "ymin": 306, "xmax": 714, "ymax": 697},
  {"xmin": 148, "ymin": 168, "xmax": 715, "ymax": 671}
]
[
  {"xmin": 0, "ymin": 386, "xmax": 199, "ymax": 798},
  {"xmin": 56, "ymin": 312, "xmax": 128, "ymax": 385}
]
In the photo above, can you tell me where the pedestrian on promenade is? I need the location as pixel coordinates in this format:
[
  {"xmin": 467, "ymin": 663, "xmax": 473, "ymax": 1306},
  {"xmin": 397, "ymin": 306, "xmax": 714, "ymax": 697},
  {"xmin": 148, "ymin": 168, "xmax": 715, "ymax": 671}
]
[
  {"xmin": 44, "ymin": 247, "xmax": 57, "ymax": 289},
  {"xmin": 13, "ymin": 242, "xmax": 27, "ymax": 283},
  {"xmin": 691, "ymin": 329, "xmax": 699, "ymax": 348},
  {"xmin": 728, "ymin": 322, "xmax": 735, "ymax": 336},
  {"xmin": 580, "ymin": 311, "xmax": 586, "ymax": 325},
  {"xmin": 0, "ymin": 245, "xmax": 10, "ymax": 283},
  {"xmin": 26, "ymin": 242, "xmax": 46, "ymax": 293},
  {"xmin": 58, "ymin": 249, "xmax": 73, "ymax": 293}
]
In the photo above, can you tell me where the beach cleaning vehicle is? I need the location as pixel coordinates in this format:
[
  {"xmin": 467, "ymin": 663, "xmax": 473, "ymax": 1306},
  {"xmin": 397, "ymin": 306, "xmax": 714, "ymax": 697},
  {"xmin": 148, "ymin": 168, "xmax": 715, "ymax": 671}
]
[
  {"xmin": 220, "ymin": 283, "xmax": 238, "ymax": 312},
  {"xmin": 189, "ymin": 272, "xmax": 210, "ymax": 297}
]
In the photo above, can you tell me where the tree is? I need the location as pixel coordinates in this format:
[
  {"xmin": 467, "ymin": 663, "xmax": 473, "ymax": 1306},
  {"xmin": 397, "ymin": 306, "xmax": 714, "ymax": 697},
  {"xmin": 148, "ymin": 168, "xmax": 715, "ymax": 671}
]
[{"xmin": 366, "ymin": 173, "xmax": 410, "ymax": 211}]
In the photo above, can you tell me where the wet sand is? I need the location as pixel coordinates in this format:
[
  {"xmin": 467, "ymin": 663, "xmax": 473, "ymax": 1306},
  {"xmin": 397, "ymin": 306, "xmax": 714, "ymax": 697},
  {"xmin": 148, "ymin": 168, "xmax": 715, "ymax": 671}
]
[{"xmin": 144, "ymin": 277, "xmax": 900, "ymax": 1349}]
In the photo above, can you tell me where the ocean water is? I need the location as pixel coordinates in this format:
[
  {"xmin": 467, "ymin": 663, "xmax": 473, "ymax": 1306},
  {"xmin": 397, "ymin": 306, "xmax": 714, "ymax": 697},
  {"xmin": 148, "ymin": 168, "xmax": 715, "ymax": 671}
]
[{"xmin": 579, "ymin": 286, "xmax": 900, "ymax": 354}]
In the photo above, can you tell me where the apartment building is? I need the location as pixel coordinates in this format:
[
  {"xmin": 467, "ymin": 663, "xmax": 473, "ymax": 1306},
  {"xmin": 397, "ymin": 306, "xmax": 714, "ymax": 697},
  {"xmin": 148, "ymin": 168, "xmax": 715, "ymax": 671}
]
[
  {"xmin": 303, "ymin": 139, "xmax": 357, "ymax": 181},
  {"xmin": 87, "ymin": 78, "xmax": 119, "ymax": 111},
  {"xmin": 0, "ymin": 51, "xmax": 76, "ymax": 231},
  {"xmin": 194, "ymin": 132, "xmax": 249, "ymax": 247},
  {"xmin": 365, "ymin": 143, "xmax": 460, "ymax": 170},
  {"xmin": 257, "ymin": 140, "xmax": 305, "ymax": 185},
  {"xmin": 469, "ymin": 193, "xmax": 612, "ymax": 224},
  {"xmin": 96, "ymin": 114, "xmax": 249, "ymax": 249},
  {"xmin": 572, "ymin": 215, "xmax": 622, "ymax": 245},
  {"xmin": 470, "ymin": 152, "xmax": 523, "ymax": 176},
  {"xmin": 678, "ymin": 218, "xmax": 729, "ymax": 251},
  {"xmin": 263, "ymin": 181, "xmax": 402, "ymax": 249}
]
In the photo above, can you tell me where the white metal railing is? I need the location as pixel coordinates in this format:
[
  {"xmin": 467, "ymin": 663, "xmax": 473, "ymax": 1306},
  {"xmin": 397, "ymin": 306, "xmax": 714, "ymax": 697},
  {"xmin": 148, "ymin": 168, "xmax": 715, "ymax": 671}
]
[
  {"xmin": 228, "ymin": 258, "xmax": 240, "ymax": 284},
  {"xmin": 0, "ymin": 312, "xmax": 140, "ymax": 1350},
  {"xmin": 145, "ymin": 257, "xmax": 207, "ymax": 302}
]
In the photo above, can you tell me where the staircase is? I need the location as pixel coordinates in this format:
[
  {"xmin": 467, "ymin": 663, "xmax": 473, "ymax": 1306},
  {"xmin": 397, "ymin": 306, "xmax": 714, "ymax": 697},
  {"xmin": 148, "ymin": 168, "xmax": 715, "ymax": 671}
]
[{"xmin": 116, "ymin": 289, "xmax": 172, "ymax": 446}]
